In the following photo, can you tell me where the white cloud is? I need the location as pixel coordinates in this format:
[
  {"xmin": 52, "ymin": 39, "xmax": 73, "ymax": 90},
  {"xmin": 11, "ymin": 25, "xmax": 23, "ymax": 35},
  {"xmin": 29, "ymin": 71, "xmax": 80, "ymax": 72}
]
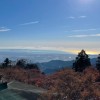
[
  {"xmin": 20, "ymin": 21, "xmax": 39, "ymax": 26},
  {"xmin": 78, "ymin": 16, "xmax": 87, "ymax": 18},
  {"xmin": 68, "ymin": 16, "xmax": 75, "ymax": 19},
  {"xmin": 65, "ymin": 28, "xmax": 97, "ymax": 33},
  {"xmin": 68, "ymin": 33, "xmax": 100, "ymax": 38},
  {"xmin": 0, "ymin": 27, "xmax": 11, "ymax": 32},
  {"xmin": 72, "ymin": 28, "xmax": 96, "ymax": 32},
  {"xmin": 68, "ymin": 16, "xmax": 87, "ymax": 19}
]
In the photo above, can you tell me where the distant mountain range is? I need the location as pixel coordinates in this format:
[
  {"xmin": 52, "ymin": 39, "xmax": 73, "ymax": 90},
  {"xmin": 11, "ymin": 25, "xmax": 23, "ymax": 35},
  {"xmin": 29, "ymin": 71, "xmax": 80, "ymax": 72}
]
[
  {"xmin": 38, "ymin": 58, "xmax": 97, "ymax": 74},
  {"xmin": 37, "ymin": 60, "xmax": 74, "ymax": 74}
]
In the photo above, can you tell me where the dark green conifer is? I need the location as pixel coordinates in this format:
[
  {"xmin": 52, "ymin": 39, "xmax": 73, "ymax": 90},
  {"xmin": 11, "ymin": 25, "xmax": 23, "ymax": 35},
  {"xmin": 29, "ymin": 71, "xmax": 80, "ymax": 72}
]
[
  {"xmin": 2, "ymin": 58, "xmax": 10, "ymax": 67},
  {"xmin": 96, "ymin": 54, "xmax": 100, "ymax": 71},
  {"xmin": 73, "ymin": 50, "xmax": 91, "ymax": 72}
]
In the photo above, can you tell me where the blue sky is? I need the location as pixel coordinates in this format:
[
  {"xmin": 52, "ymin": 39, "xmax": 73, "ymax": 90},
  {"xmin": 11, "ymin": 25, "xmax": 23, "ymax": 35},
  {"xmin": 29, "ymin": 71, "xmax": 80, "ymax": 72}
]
[{"xmin": 0, "ymin": 0, "xmax": 100, "ymax": 54}]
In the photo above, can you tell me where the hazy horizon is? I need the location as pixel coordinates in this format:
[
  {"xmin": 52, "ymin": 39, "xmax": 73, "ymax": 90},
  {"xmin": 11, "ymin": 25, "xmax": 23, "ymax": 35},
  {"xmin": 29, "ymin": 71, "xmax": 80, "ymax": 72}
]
[
  {"xmin": 0, "ymin": 49, "xmax": 97, "ymax": 63},
  {"xmin": 0, "ymin": 49, "xmax": 98, "ymax": 55}
]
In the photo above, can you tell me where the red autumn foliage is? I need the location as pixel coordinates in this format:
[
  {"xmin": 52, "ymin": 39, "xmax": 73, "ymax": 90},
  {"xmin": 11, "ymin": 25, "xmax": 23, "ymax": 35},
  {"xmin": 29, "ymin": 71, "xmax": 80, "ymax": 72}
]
[
  {"xmin": 41, "ymin": 67, "xmax": 100, "ymax": 100},
  {"xmin": 0, "ymin": 67, "xmax": 45, "ymax": 85}
]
